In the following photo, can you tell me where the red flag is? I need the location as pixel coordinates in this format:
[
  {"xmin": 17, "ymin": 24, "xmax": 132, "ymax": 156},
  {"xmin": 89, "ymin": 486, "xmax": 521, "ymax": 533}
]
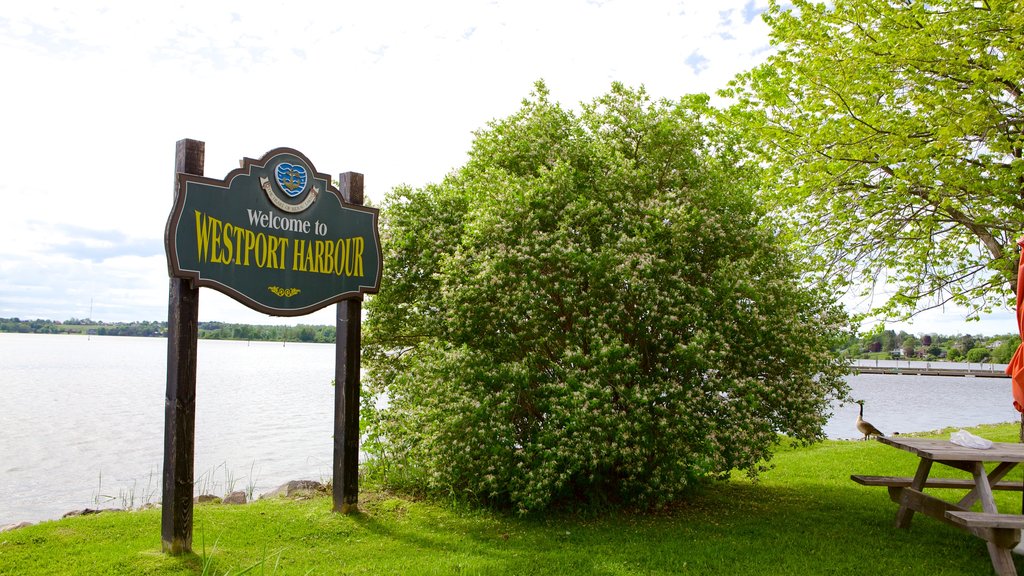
[{"xmin": 1007, "ymin": 236, "xmax": 1024, "ymax": 412}]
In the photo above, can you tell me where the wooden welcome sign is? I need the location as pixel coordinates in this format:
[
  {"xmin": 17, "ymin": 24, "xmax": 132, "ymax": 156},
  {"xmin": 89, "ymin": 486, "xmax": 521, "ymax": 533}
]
[
  {"xmin": 161, "ymin": 139, "xmax": 380, "ymax": 554},
  {"xmin": 166, "ymin": 147, "xmax": 381, "ymax": 314}
]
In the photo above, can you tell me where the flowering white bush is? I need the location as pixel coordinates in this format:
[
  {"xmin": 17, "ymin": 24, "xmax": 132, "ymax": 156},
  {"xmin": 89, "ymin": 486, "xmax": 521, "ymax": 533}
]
[{"xmin": 363, "ymin": 83, "xmax": 850, "ymax": 512}]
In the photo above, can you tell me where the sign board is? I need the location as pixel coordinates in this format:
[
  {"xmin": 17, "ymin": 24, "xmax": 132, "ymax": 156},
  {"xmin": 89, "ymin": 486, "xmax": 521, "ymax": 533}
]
[
  {"xmin": 165, "ymin": 148, "xmax": 381, "ymax": 315},
  {"xmin": 162, "ymin": 141, "xmax": 372, "ymax": 554}
]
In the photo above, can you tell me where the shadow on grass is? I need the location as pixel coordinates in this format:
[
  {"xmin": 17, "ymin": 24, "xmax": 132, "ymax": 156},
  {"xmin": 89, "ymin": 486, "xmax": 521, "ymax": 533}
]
[{"xmin": 340, "ymin": 482, "xmax": 1015, "ymax": 575}]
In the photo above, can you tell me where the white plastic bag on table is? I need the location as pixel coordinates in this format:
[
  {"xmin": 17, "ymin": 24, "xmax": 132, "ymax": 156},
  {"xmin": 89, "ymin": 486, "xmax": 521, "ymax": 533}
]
[{"xmin": 950, "ymin": 429, "xmax": 993, "ymax": 450}]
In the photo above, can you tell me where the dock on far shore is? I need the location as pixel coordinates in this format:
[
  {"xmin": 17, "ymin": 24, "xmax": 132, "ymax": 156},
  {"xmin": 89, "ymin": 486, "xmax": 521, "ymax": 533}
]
[{"xmin": 850, "ymin": 359, "xmax": 1009, "ymax": 379}]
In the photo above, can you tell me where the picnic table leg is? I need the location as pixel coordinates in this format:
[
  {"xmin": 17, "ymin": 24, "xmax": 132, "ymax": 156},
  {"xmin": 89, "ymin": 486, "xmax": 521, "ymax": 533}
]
[
  {"xmin": 896, "ymin": 458, "xmax": 933, "ymax": 529},
  {"xmin": 973, "ymin": 462, "xmax": 999, "ymax": 513},
  {"xmin": 989, "ymin": 548, "xmax": 1017, "ymax": 576},
  {"xmin": 959, "ymin": 462, "xmax": 1017, "ymax": 509},
  {"xmin": 968, "ymin": 462, "xmax": 1020, "ymax": 576}
]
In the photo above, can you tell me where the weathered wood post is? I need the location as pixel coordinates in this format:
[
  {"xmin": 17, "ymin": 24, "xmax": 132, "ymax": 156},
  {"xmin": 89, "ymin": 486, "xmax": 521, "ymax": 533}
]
[
  {"xmin": 162, "ymin": 138, "xmax": 204, "ymax": 554},
  {"xmin": 334, "ymin": 172, "xmax": 364, "ymax": 513}
]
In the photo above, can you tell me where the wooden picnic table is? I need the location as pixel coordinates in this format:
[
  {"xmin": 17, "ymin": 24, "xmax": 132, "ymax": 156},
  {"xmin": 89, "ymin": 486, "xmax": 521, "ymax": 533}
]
[{"xmin": 852, "ymin": 436, "xmax": 1024, "ymax": 576}]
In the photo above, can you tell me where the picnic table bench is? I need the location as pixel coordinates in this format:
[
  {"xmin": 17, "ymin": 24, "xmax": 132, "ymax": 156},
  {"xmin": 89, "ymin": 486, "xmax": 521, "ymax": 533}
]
[
  {"xmin": 852, "ymin": 436, "xmax": 1024, "ymax": 576},
  {"xmin": 851, "ymin": 474, "xmax": 1024, "ymax": 491}
]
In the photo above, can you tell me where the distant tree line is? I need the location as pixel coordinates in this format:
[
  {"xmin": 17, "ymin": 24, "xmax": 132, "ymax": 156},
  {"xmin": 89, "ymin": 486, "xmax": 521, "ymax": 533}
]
[
  {"xmin": 0, "ymin": 317, "xmax": 166, "ymax": 337},
  {"xmin": 195, "ymin": 321, "xmax": 335, "ymax": 343},
  {"xmin": 839, "ymin": 330, "xmax": 1019, "ymax": 364},
  {"xmin": 0, "ymin": 317, "xmax": 335, "ymax": 343},
  {"xmin": 1, "ymin": 316, "xmax": 1016, "ymax": 362}
]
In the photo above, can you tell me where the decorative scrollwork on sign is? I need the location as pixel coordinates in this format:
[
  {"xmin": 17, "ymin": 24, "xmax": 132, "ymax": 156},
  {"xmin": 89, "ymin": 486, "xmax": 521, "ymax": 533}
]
[
  {"xmin": 268, "ymin": 286, "xmax": 301, "ymax": 298},
  {"xmin": 259, "ymin": 176, "xmax": 319, "ymax": 213}
]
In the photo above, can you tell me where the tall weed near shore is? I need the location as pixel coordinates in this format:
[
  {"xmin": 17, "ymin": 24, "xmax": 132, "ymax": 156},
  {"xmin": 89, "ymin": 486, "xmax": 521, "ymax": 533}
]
[
  {"xmin": 85, "ymin": 461, "xmax": 258, "ymax": 516},
  {"xmin": 244, "ymin": 460, "xmax": 261, "ymax": 502},
  {"xmin": 91, "ymin": 469, "xmax": 157, "ymax": 511},
  {"xmin": 2, "ymin": 423, "xmax": 1019, "ymax": 575}
]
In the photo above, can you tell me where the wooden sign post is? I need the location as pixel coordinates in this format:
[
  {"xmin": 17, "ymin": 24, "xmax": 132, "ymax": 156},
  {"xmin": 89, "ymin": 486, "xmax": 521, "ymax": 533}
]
[
  {"xmin": 162, "ymin": 140, "xmax": 381, "ymax": 553},
  {"xmin": 334, "ymin": 173, "xmax": 363, "ymax": 513},
  {"xmin": 162, "ymin": 139, "xmax": 203, "ymax": 554}
]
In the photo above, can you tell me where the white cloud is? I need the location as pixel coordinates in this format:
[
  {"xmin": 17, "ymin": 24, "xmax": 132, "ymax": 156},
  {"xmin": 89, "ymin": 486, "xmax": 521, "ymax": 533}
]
[{"xmin": 2, "ymin": 0, "xmax": 1009, "ymax": 335}]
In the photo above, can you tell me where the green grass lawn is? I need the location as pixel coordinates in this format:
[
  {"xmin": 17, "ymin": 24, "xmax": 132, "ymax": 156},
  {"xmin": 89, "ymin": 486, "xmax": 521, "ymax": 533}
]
[{"xmin": 3, "ymin": 423, "xmax": 1024, "ymax": 575}]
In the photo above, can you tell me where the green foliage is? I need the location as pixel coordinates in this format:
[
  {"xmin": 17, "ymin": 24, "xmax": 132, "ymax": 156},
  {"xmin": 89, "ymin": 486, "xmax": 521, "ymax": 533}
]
[
  {"xmin": 954, "ymin": 334, "xmax": 977, "ymax": 354},
  {"xmin": 901, "ymin": 336, "xmax": 920, "ymax": 358},
  {"xmin": 0, "ymin": 317, "xmax": 339, "ymax": 343},
  {"xmin": 965, "ymin": 346, "xmax": 992, "ymax": 363},
  {"xmin": 198, "ymin": 322, "xmax": 335, "ymax": 343},
  {"xmin": 363, "ymin": 82, "xmax": 851, "ymax": 513},
  {"xmin": 992, "ymin": 338, "xmax": 1020, "ymax": 363},
  {"xmin": 0, "ymin": 317, "xmax": 167, "ymax": 337},
  {"xmin": 723, "ymin": 0, "xmax": 1024, "ymax": 321},
  {"xmin": 843, "ymin": 329, "xmax": 1018, "ymax": 361},
  {"xmin": 0, "ymin": 315, "xmax": 344, "ymax": 342}
]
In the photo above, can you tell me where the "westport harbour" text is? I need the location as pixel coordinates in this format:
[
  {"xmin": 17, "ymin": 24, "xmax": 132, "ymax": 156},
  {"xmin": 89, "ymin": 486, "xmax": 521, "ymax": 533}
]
[{"xmin": 193, "ymin": 209, "xmax": 365, "ymax": 277}]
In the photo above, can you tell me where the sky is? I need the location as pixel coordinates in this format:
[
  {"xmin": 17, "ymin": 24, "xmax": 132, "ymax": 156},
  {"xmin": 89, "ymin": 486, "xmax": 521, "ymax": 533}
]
[{"xmin": 0, "ymin": 1, "xmax": 1016, "ymax": 336}]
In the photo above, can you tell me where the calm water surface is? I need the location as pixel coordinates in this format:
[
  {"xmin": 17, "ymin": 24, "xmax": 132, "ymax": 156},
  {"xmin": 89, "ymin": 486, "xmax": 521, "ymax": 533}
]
[
  {"xmin": 1, "ymin": 333, "xmax": 335, "ymax": 525},
  {"xmin": 824, "ymin": 372, "xmax": 1018, "ymax": 439},
  {"xmin": 0, "ymin": 333, "xmax": 1020, "ymax": 525}
]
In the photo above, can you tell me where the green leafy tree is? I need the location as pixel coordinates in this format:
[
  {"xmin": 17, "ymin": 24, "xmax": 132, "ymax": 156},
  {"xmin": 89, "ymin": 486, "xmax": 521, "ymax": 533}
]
[
  {"xmin": 297, "ymin": 326, "xmax": 316, "ymax": 343},
  {"xmin": 881, "ymin": 330, "xmax": 898, "ymax": 353},
  {"xmin": 724, "ymin": 0, "xmax": 1024, "ymax": 321},
  {"xmin": 955, "ymin": 334, "xmax": 978, "ymax": 354},
  {"xmin": 992, "ymin": 338, "xmax": 1019, "ymax": 363},
  {"xmin": 966, "ymin": 347, "xmax": 992, "ymax": 363},
  {"xmin": 901, "ymin": 336, "xmax": 920, "ymax": 358},
  {"xmin": 363, "ymin": 83, "xmax": 851, "ymax": 513}
]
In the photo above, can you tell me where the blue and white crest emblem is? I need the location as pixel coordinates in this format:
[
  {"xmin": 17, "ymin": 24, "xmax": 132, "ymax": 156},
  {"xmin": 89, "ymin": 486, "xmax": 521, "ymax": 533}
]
[{"xmin": 275, "ymin": 163, "xmax": 307, "ymax": 198}]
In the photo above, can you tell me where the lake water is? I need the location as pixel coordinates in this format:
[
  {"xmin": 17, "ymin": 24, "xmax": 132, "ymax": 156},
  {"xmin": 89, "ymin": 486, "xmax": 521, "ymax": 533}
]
[
  {"xmin": 1, "ymin": 333, "xmax": 336, "ymax": 526},
  {"xmin": 1, "ymin": 333, "xmax": 1020, "ymax": 526}
]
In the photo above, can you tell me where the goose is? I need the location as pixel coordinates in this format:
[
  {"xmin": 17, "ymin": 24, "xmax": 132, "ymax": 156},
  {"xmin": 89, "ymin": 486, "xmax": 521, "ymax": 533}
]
[{"xmin": 855, "ymin": 400, "xmax": 884, "ymax": 440}]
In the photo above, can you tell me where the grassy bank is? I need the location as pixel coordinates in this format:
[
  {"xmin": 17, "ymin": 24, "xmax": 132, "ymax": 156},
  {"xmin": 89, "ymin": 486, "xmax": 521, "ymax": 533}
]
[{"xmin": 3, "ymin": 423, "xmax": 1023, "ymax": 575}]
